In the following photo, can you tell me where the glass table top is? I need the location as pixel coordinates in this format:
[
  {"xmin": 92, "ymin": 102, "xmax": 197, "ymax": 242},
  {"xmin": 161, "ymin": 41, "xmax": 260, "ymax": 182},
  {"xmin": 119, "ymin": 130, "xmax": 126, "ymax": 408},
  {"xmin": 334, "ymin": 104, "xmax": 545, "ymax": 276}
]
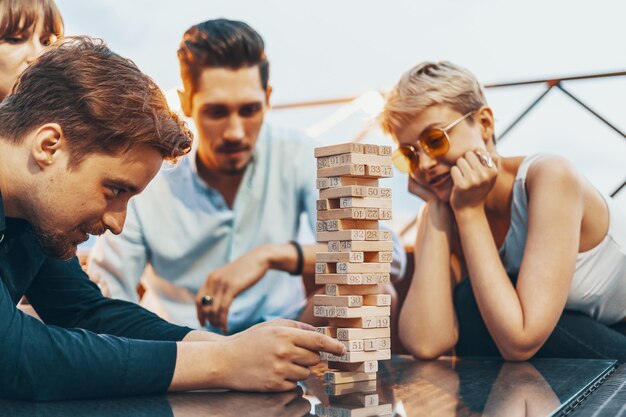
[{"xmin": 0, "ymin": 356, "xmax": 617, "ymax": 417}]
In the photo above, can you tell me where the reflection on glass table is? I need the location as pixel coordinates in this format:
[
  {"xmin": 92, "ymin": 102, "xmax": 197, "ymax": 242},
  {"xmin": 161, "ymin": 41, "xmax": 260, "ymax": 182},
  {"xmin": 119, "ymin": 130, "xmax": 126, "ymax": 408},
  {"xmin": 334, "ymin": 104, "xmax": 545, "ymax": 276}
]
[{"xmin": 0, "ymin": 356, "xmax": 615, "ymax": 417}]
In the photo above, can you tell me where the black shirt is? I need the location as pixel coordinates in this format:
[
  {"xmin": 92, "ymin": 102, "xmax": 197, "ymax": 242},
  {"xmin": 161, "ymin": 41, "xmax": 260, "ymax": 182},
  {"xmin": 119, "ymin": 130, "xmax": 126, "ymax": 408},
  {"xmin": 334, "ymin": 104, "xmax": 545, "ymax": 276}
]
[{"xmin": 0, "ymin": 194, "xmax": 193, "ymax": 401}]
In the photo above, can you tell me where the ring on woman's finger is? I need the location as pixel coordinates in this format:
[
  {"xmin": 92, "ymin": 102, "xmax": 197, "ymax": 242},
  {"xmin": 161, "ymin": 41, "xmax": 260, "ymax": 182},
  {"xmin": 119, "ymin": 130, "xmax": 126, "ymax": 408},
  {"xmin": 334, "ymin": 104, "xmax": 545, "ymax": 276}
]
[
  {"xmin": 201, "ymin": 295, "xmax": 214, "ymax": 306},
  {"xmin": 476, "ymin": 152, "xmax": 494, "ymax": 168}
]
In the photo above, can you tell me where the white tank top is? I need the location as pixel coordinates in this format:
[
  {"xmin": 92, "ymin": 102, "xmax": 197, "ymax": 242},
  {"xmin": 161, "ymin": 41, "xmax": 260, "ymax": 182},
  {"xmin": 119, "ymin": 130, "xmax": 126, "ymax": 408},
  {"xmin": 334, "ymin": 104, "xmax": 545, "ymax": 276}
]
[{"xmin": 499, "ymin": 154, "xmax": 626, "ymax": 324}]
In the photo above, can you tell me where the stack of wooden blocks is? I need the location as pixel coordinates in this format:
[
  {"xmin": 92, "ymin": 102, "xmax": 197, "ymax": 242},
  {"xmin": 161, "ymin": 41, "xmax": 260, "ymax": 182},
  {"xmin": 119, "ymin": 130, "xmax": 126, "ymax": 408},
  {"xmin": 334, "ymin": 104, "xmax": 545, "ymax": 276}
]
[{"xmin": 313, "ymin": 142, "xmax": 394, "ymax": 417}]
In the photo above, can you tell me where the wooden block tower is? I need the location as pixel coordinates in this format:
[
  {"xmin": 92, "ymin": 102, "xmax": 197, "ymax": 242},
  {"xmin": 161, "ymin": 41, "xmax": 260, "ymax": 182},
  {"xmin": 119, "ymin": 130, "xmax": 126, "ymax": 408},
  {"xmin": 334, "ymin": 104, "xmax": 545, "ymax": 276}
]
[{"xmin": 313, "ymin": 142, "xmax": 393, "ymax": 416}]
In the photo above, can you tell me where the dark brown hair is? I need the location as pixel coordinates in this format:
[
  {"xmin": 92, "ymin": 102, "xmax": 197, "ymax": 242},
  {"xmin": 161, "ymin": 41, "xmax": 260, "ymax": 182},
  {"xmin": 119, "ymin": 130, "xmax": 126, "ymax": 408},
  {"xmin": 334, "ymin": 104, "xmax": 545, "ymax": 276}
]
[
  {"xmin": 0, "ymin": 36, "xmax": 192, "ymax": 166},
  {"xmin": 0, "ymin": 0, "xmax": 64, "ymax": 41},
  {"xmin": 177, "ymin": 18, "xmax": 269, "ymax": 96}
]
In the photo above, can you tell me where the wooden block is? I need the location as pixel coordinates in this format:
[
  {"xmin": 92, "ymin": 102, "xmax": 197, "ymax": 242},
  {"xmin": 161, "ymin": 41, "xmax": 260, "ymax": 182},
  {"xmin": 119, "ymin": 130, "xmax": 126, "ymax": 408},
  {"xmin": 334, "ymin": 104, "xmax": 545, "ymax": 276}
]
[
  {"xmin": 364, "ymin": 230, "xmax": 392, "ymax": 241},
  {"xmin": 315, "ymin": 326, "xmax": 337, "ymax": 338},
  {"xmin": 378, "ymin": 208, "xmax": 392, "ymax": 220},
  {"xmin": 374, "ymin": 337, "xmax": 391, "ymax": 350},
  {"xmin": 317, "ymin": 207, "xmax": 369, "ymax": 221},
  {"xmin": 363, "ymin": 338, "xmax": 379, "ymax": 351},
  {"xmin": 316, "ymin": 176, "xmax": 379, "ymax": 190},
  {"xmin": 323, "ymin": 379, "xmax": 377, "ymax": 396},
  {"xmin": 329, "ymin": 316, "xmax": 390, "ymax": 329},
  {"xmin": 338, "ymin": 339, "xmax": 364, "ymax": 352},
  {"xmin": 365, "ymin": 164, "xmax": 393, "ymax": 178},
  {"xmin": 361, "ymin": 273, "xmax": 390, "ymax": 284},
  {"xmin": 315, "ymin": 262, "xmax": 334, "ymax": 274},
  {"xmin": 363, "ymin": 294, "xmax": 392, "ymax": 306},
  {"xmin": 325, "ymin": 284, "xmax": 387, "ymax": 296},
  {"xmin": 315, "ymin": 143, "xmax": 364, "ymax": 158},
  {"xmin": 378, "ymin": 145, "xmax": 392, "ymax": 156},
  {"xmin": 315, "ymin": 273, "xmax": 363, "ymax": 285},
  {"xmin": 323, "ymin": 371, "xmax": 376, "ymax": 384},
  {"xmin": 315, "ymin": 403, "xmax": 392, "ymax": 417},
  {"xmin": 321, "ymin": 219, "xmax": 379, "ymax": 231},
  {"xmin": 313, "ymin": 305, "xmax": 337, "ymax": 317},
  {"xmin": 316, "ymin": 272, "xmax": 389, "ymax": 285},
  {"xmin": 339, "ymin": 240, "xmax": 394, "ymax": 252},
  {"xmin": 329, "ymin": 392, "xmax": 379, "ymax": 407},
  {"xmin": 317, "ymin": 164, "xmax": 365, "ymax": 178},
  {"xmin": 329, "ymin": 360, "xmax": 378, "ymax": 373},
  {"xmin": 363, "ymin": 144, "xmax": 379, "ymax": 154},
  {"xmin": 336, "ymin": 262, "xmax": 391, "ymax": 273},
  {"xmin": 317, "ymin": 230, "xmax": 368, "ymax": 242},
  {"xmin": 316, "ymin": 251, "xmax": 364, "ymax": 263},
  {"xmin": 314, "ymin": 294, "xmax": 363, "ymax": 307},
  {"xmin": 335, "ymin": 306, "xmax": 390, "ymax": 318},
  {"xmin": 339, "ymin": 197, "xmax": 392, "ymax": 209},
  {"xmin": 317, "ymin": 152, "xmax": 391, "ymax": 169},
  {"xmin": 316, "ymin": 199, "xmax": 330, "ymax": 211},
  {"xmin": 336, "ymin": 327, "xmax": 390, "ymax": 341},
  {"xmin": 319, "ymin": 185, "xmax": 391, "ymax": 199},
  {"xmin": 321, "ymin": 349, "xmax": 391, "ymax": 363},
  {"xmin": 363, "ymin": 251, "xmax": 393, "ymax": 263}
]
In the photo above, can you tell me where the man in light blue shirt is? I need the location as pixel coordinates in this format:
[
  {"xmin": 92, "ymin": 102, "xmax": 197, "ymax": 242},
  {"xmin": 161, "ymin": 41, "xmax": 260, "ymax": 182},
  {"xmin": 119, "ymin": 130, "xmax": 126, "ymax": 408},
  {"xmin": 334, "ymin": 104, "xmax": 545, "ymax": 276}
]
[{"xmin": 88, "ymin": 19, "xmax": 404, "ymax": 334}]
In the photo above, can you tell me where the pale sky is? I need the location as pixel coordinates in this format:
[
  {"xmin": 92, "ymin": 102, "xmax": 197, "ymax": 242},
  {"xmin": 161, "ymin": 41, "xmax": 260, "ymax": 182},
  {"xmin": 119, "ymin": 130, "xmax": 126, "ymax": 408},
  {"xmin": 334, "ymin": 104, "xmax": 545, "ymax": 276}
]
[{"xmin": 57, "ymin": 0, "xmax": 626, "ymax": 238}]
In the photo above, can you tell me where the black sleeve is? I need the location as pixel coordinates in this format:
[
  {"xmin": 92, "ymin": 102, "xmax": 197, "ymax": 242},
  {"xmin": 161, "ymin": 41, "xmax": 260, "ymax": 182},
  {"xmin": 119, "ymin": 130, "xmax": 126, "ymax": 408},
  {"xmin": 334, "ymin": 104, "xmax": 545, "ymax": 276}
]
[
  {"xmin": 0, "ymin": 279, "xmax": 178, "ymax": 401},
  {"xmin": 25, "ymin": 257, "xmax": 193, "ymax": 342}
]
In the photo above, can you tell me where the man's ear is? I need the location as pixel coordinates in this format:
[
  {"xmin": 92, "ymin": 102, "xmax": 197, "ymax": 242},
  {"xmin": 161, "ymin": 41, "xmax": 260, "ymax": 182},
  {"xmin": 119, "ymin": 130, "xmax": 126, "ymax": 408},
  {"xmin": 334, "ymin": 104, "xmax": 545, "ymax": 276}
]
[
  {"xmin": 31, "ymin": 123, "xmax": 64, "ymax": 169},
  {"xmin": 265, "ymin": 85, "xmax": 273, "ymax": 109},
  {"xmin": 477, "ymin": 106, "xmax": 495, "ymax": 143},
  {"xmin": 178, "ymin": 89, "xmax": 192, "ymax": 117}
]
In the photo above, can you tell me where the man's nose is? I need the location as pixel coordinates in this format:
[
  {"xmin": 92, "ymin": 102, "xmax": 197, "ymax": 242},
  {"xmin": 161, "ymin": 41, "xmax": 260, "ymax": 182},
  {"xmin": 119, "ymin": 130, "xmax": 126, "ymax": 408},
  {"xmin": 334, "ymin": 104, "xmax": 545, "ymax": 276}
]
[
  {"xmin": 223, "ymin": 115, "xmax": 245, "ymax": 141},
  {"xmin": 101, "ymin": 210, "xmax": 127, "ymax": 235}
]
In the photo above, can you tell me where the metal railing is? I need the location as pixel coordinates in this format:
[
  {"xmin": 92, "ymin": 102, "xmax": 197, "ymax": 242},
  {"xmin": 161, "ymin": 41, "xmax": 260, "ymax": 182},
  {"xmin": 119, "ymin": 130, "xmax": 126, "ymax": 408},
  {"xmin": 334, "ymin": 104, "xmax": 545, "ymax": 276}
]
[{"xmin": 274, "ymin": 70, "xmax": 626, "ymax": 237}]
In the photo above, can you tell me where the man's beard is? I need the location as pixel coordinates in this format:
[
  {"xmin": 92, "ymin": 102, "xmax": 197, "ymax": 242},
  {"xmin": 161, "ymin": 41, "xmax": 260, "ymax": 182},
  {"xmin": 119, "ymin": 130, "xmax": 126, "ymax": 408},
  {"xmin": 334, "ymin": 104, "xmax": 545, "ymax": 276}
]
[{"xmin": 30, "ymin": 222, "xmax": 107, "ymax": 261}]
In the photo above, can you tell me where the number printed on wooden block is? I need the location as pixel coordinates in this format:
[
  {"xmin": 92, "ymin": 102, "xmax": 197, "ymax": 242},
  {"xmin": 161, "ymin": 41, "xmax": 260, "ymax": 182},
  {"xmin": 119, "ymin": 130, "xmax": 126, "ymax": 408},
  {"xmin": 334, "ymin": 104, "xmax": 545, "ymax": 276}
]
[
  {"xmin": 315, "ymin": 326, "xmax": 337, "ymax": 338},
  {"xmin": 339, "ymin": 339, "xmax": 364, "ymax": 352}
]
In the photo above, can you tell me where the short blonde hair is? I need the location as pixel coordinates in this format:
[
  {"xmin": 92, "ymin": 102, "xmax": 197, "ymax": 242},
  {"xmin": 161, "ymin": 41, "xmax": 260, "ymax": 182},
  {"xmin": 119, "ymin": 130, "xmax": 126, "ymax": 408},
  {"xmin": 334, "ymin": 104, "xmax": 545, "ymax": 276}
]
[{"xmin": 380, "ymin": 61, "xmax": 487, "ymax": 137}]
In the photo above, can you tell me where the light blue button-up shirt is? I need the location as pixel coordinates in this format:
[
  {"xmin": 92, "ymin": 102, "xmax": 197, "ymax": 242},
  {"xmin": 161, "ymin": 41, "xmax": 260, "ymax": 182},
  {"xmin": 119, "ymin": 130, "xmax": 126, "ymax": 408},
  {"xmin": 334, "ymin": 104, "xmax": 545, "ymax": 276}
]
[{"xmin": 89, "ymin": 125, "xmax": 318, "ymax": 334}]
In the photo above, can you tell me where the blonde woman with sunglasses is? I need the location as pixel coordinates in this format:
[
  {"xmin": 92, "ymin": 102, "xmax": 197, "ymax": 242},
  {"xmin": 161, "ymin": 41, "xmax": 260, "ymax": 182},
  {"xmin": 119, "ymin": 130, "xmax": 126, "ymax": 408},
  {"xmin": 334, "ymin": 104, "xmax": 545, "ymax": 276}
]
[{"xmin": 381, "ymin": 61, "xmax": 626, "ymax": 362}]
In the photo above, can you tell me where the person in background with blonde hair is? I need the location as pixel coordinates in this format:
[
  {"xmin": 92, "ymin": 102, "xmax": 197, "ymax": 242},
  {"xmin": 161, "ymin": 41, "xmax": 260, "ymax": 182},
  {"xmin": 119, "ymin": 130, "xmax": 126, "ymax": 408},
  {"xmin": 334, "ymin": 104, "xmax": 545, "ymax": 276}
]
[{"xmin": 381, "ymin": 61, "xmax": 626, "ymax": 362}]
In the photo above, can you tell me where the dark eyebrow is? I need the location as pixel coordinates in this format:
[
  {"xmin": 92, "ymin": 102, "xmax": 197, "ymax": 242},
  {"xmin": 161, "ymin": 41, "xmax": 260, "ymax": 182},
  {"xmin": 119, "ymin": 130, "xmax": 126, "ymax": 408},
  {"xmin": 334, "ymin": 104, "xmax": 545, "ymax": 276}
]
[{"xmin": 200, "ymin": 101, "xmax": 263, "ymax": 110}]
